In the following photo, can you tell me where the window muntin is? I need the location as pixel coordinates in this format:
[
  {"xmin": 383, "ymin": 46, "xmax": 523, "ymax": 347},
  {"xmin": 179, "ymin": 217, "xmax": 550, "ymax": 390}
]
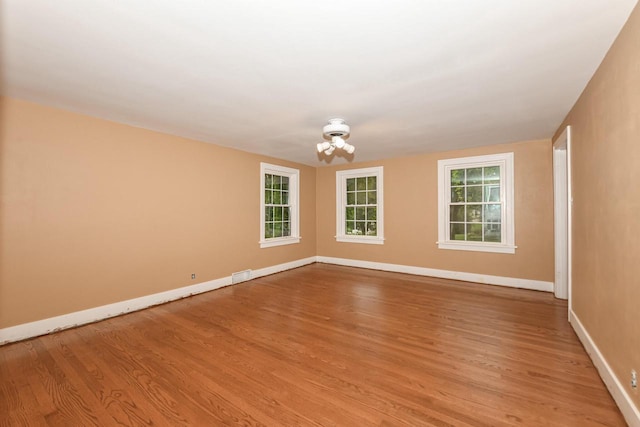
[
  {"xmin": 260, "ymin": 163, "xmax": 300, "ymax": 248},
  {"xmin": 438, "ymin": 153, "xmax": 515, "ymax": 253},
  {"xmin": 336, "ymin": 167, "xmax": 384, "ymax": 244}
]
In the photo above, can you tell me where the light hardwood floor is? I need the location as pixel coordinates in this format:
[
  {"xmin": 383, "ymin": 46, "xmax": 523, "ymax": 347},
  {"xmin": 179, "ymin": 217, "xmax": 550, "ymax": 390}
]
[{"xmin": 0, "ymin": 263, "xmax": 626, "ymax": 426}]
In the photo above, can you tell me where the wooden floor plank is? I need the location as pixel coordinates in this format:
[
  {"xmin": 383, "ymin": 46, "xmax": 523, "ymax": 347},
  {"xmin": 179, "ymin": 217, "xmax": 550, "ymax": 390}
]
[{"xmin": 0, "ymin": 263, "xmax": 626, "ymax": 426}]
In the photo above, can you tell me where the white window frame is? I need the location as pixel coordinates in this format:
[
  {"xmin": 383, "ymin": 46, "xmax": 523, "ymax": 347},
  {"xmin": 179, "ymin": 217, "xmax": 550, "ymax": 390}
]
[
  {"xmin": 336, "ymin": 166, "xmax": 384, "ymax": 245},
  {"xmin": 260, "ymin": 162, "xmax": 300, "ymax": 248},
  {"xmin": 437, "ymin": 153, "xmax": 515, "ymax": 254}
]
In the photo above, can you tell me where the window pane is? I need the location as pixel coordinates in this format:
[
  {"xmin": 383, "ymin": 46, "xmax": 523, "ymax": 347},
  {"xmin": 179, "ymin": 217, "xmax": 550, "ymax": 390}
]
[
  {"xmin": 451, "ymin": 169, "xmax": 465, "ymax": 185},
  {"xmin": 484, "ymin": 166, "xmax": 500, "ymax": 183},
  {"xmin": 450, "ymin": 223, "xmax": 465, "ymax": 240},
  {"xmin": 485, "ymin": 185, "xmax": 500, "ymax": 202},
  {"xmin": 281, "ymin": 191, "xmax": 289, "ymax": 204},
  {"xmin": 281, "ymin": 176, "xmax": 289, "ymax": 191},
  {"xmin": 273, "ymin": 175, "xmax": 281, "ymax": 190},
  {"xmin": 274, "ymin": 206, "xmax": 283, "ymax": 221},
  {"xmin": 356, "ymin": 221, "xmax": 366, "ymax": 234},
  {"xmin": 283, "ymin": 222, "xmax": 291, "ymax": 237},
  {"xmin": 467, "ymin": 168, "xmax": 482, "ymax": 185},
  {"xmin": 484, "ymin": 224, "xmax": 501, "ymax": 242},
  {"xmin": 366, "ymin": 221, "xmax": 377, "ymax": 236},
  {"xmin": 356, "ymin": 177, "xmax": 366, "ymax": 191},
  {"xmin": 265, "ymin": 190, "xmax": 272, "ymax": 204},
  {"xmin": 484, "ymin": 204, "xmax": 501, "ymax": 222},
  {"xmin": 346, "ymin": 207, "xmax": 355, "ymax": 221},
  {"xmin": 265, "ymin": 174, "xmax": 272, "ymax": 189},
  {"xmin": 346, "ymin": 221, "xmax": 355, "ymax": 234},
  {"xmin": 356, "ymin": 191, "xmax": 367, "ymax": 204},
  {"xmin": 466, "ymin": 204, "xmax": 482, "ymax": 222},
  {"xmin": 367, "ymin": 191, "xmax": 377, "ymax": 204},
  {"xmin": 451, "ymin": 187, "xmax": 465, "ymax": 203},
  {"xmin": 346, "ymin": 178, "xmax": 356, "ymax": 191},
  {"xmin": 450, "ymin": 205, "xmax": 465, "ymax": 222},
  {"xmin": 356, "ymin": 207, "xmax": 365, "ymax": 220},
  {"xmin": 283, "ymin": 207, "xmax": 290, "ymax": 221},
  {"xmin": 265, "ymin": 206, "xmax": 273, "ymax": 221},
  {"xmin": 346, "ymin": 192, "xmax": 356, "ymax": 205},
  {"xmin": 467, "ymin": 224, "xmax": 482, "ymax": 241},
  {"xmin": 273, "ymin": 191, "xmax": 281, "ymax": 204},
  {"xmin": 274, "ymin": 222, "xmax": 282, "ymax": 238},
  {"xmin": 466, "ymin": 186, "xmax": 482, "ymax": 203},
  {"xmin": 366, "ymin": 207, "xmax": 377, "ymax": 221},
  {"xmin": 367, "ymin": 176, "xmax": 377, "ymax": 190},
  {"xmin": 265, "ymin": 223, "xmax": 273, "ymax": 239}
]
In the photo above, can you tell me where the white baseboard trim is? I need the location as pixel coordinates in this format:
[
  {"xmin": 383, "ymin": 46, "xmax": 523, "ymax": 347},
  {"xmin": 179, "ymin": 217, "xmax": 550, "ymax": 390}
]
[
  {"xmin": 316, "ymin": 256, "xmax": 554, "ymax": 292},
  {"xmin": 252, "ymin": 256, "xmax": 316, "ymax": 279},
  {"xmin": 570, "ymin": 310, "xmax": 640, "ymax": 427},
  {"xmin": 0, "ymin": 256, "xmax": 316, "ymax": 345}
]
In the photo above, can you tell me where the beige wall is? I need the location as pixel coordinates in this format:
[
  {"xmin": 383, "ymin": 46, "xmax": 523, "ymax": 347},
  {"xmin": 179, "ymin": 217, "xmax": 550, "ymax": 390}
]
[
  {"xmin": 555, "ymin": 2, "xmax": 640, "ymax": 408},
  {"xmin": 0, "ymin": 97, "xmax": 316, "ymax": 328},
  {"xmin": 1, "ymin": 96, "xmax": 554, "ymax": 330},
  {"xmin": 316, "ymin": 139, "xmax": 554, "ymax": 282}
]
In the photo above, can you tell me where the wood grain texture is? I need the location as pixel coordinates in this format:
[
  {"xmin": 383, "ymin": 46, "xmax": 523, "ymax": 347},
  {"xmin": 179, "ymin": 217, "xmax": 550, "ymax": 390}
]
[{"xmin": 0, "ymin": 263, "xmax": 625, "ymax": 426}]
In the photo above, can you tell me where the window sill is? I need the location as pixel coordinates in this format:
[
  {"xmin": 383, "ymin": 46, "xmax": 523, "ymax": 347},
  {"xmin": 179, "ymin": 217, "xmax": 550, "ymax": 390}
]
[
  {"xmin": 260, "ymin": 237, "xmax": 301, "ymax": 248},
  {"xmin": 437, "ymin": 241, "xmax": 516, "ymax": 254},
  {"xmin": 336, "ymin": 236, "xmax": 384, "ymax": 245}
]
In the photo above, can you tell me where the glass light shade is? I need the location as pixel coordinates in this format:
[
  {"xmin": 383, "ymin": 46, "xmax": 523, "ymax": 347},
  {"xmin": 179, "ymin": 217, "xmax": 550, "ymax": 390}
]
[
  {"xmin": 344, "ymin": 143, "xmax": 355, "ymax": 154},
  {"xmin": 332, "ymin": 136, "xmax": 346, "ymax": 148},
  {"xmin": 317, "ymin": 141, "xmax": 331, "ymax": 152}
]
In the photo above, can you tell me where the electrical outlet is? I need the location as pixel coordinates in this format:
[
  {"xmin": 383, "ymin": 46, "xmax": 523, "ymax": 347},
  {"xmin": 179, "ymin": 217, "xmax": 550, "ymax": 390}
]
[
  {"xmin": 632, "ymin": 370, "xmax": 637, "ymax": 389},
  {"xmin": 191, "ymin": 273, "xmax": 196, "ymax": 280}
]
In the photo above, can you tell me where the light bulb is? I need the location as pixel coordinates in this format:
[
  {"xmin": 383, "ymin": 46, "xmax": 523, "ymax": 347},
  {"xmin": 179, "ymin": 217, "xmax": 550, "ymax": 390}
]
[
  {"xmin": 325, "ymin": 145, "xmax": 335, "ymax": 155},
  {"xmin": 332, "ymin": 136, "xmax": 345, "ymax": 148},
  {"xmin": 317, "ymin": 141, "xmax": 331, "ymax": 152},
  {"xmin": 344, "ymin": 143, "xmax": 355, "ymax": 154}
]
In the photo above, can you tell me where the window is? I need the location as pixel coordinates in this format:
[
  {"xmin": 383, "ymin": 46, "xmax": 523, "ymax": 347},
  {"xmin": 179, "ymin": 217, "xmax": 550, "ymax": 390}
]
[
  {"xmin": 260, "ymin": 163, "xmax": 300, "ymax": 248},
  {"xmin": 437, "ymin": 153, "xmax": 515, "ymax": 253},
  {"xmin": 336, "ymin": 166, "xmax": 384, "ymax": 244}
]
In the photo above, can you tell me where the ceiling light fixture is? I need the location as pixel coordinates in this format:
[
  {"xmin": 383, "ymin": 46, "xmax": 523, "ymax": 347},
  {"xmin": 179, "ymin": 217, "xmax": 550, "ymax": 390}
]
[{"xmin": 317, "ymin": 118, "xmax": 355, "ymax": 156}]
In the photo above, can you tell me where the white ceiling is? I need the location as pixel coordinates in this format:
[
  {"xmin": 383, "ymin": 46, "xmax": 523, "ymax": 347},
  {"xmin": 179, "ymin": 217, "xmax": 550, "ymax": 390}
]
[{"xmin": 1, "ymin": 1, "xmax": 637, "ymax": 166}]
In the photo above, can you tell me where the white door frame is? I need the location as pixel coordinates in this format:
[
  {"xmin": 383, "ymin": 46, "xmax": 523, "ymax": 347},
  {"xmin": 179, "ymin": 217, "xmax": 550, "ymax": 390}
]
[{"xmin": 553, "ymin": 126, "xmax": 572, "ymax": 315}]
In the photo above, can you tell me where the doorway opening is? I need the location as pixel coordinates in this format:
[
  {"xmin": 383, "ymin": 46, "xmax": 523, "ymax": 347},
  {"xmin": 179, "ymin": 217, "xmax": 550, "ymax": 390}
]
[{"xmin": 553, "ymin": 126, "xmax": 572, "ymax": 316}]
